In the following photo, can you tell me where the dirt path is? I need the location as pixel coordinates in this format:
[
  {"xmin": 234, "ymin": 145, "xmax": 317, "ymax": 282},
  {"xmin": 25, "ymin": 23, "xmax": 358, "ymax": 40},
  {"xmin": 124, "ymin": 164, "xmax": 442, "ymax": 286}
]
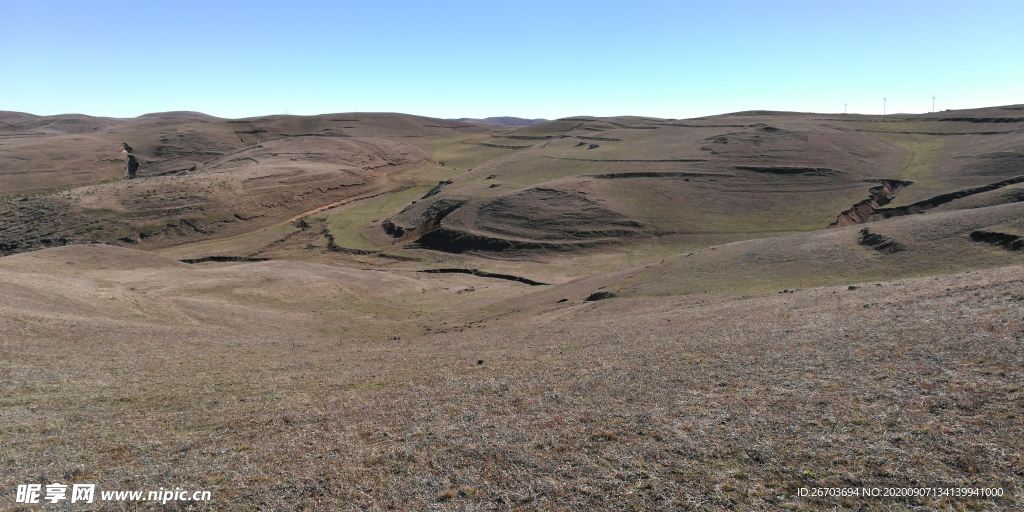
[
  {"xmin": 286, "ymin": 173, "xmax": 399, "ymax": 222},
  {"xmin": 155, "ymin": 170, "xmax": 412, "ymax": 260}
]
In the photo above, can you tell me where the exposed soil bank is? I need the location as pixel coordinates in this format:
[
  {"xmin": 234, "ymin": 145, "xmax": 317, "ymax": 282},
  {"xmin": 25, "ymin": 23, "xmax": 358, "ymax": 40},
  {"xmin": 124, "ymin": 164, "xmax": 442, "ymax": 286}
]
[
  {"xmin": 584, "ymin": 290, "xmax": 616, "ymax": 301},
  {"xmin": 970, "ymin": 230, "xmax": 1024, "ymax": 251},
  {"xmin": 870, "ymin": 175, "xmax": 1024, "ymax": 221},
  {"xmin": 383, "ymin": 200, "xmax": 467, "ymax": 239},
  {"xmin": 502, "ymin": 134, "xmax": 622, "ymax": 141},
  {"xmin": 544, "ymin": 157, "xmax": 707, "ymax": 163},
  {"xmin": 411, "ymin": 227, "xmax": 608, "ymax": 254},
  {"xmin": 857, "ymin": 228, "xmax": 905, "ymax": 254},
  {"xmin": 938, "ymin": 117, "xmax": 1024, "ymax": 123},
  {"xmin": 587, "ymin": 171, "xmax": 733, "ymax": 179},
  {"xmin": 829, "ymin": 180, "xmax": 914, "ymax": 228},
  {"xmin": 417, "ymin": 268, "xmax": 547, "ymax": 286},
  {"xmin": 832, "ymin": 175, "xmax": 1024, "ymax": 228},
  {"xmin": 180, "ymin": 256, "xmax": 271, "ymax": 263},
  {"xmin": 733, "ymin": 166, "xmax": 840, "ymax": 176},
  {"xmin": 477, "ymin": 142, "xmax": 533, "ymax": 150},
  {"xmin": 421, "ymin": 180, "xmax": 453, "ymax": 199},
  {"xmin": 322, "ymin": 230, "xmax": 376, "ymax": 255}
]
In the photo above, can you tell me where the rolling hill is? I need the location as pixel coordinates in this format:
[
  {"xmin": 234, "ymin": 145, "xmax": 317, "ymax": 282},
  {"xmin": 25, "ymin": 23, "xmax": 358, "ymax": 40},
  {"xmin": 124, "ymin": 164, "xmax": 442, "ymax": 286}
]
[{"xmin": 1, "ymin": 106, "xmax": 1022, "ymax": 510}]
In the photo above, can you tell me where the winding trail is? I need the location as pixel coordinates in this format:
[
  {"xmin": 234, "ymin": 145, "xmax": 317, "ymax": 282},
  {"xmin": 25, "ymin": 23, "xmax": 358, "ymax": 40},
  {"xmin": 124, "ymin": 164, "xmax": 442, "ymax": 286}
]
[{"xmin": 286, "ymin": 175, "xmax": 407, "ymax": 223}]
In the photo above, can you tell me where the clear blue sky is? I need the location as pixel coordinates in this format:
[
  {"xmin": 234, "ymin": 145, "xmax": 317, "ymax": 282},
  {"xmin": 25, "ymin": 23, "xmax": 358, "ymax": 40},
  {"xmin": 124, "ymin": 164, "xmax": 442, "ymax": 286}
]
[{"xmin": 2, "ymin": 0, "xmax": 1021, "ymax": 119}]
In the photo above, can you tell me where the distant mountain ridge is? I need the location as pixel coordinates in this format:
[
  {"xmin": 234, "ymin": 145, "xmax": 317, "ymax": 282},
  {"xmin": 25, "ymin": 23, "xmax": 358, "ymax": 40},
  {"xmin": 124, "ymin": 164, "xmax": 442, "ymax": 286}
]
[{"xmin": 453, "ymin": 116, "xmax": 547, "ymax": 127}]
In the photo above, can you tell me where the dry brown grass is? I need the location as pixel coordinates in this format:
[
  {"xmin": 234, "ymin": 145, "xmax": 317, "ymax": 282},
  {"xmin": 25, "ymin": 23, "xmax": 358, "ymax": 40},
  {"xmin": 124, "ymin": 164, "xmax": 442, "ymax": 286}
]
[
  {"xmin": 3, "ymin": 107, "xmax": 1024, "ymax": 510},
  {"xmin": 2, "ymin": 260, "xmax": 1021, "ymax": 510}
]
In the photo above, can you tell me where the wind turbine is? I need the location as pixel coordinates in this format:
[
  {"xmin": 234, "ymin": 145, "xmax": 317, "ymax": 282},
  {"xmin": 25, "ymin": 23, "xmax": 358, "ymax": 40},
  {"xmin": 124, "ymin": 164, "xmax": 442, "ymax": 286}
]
[
  {"xmin": 883, "ymin": 97, "xmax": 887, "ymax": 115},
  {"xmin": 932, "ymin": 96, "xmax": 936, "ymax": 113}
]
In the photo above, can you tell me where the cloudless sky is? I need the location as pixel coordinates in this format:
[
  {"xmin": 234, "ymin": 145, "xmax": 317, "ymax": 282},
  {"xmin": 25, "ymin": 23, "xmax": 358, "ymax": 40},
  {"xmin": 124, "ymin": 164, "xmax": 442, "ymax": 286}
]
[{"xmin": 2, "ymin": 0, "xmax": 1021, "ymax": 119}]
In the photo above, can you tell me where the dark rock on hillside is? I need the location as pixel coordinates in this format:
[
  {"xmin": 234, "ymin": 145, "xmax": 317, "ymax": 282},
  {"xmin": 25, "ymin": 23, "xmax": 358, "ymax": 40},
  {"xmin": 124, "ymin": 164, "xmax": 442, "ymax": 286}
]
[
  {"xmin": 584, "ymin": 290, "xmax": 616, "ymax": 302},
  {"xmin": 125, "ymin": 155, "xmax": 139, "ymax": 179}
]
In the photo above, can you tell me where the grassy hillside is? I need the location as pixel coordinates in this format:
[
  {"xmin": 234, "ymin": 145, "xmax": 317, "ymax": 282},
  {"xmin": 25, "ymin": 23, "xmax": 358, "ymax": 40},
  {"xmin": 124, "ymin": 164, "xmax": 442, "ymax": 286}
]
[
  {"xmin": 2, "ymin": 106, "xmax": 1023, "ymax": 510},
  {"xmin": 1, "ymin": 246, "xmax": 1020, "ymax": 510}
]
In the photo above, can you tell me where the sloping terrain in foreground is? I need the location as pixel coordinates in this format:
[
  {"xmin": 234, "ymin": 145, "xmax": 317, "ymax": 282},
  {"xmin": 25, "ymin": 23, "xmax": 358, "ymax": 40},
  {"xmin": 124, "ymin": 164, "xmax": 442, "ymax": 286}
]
[
  {"xmin": 1, "ymin": 106, "xmax": 1022, "ymax": 510},
  {"xmin": 1, "ymin": 249, "xmax": 1021, "ymax": 510}
]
